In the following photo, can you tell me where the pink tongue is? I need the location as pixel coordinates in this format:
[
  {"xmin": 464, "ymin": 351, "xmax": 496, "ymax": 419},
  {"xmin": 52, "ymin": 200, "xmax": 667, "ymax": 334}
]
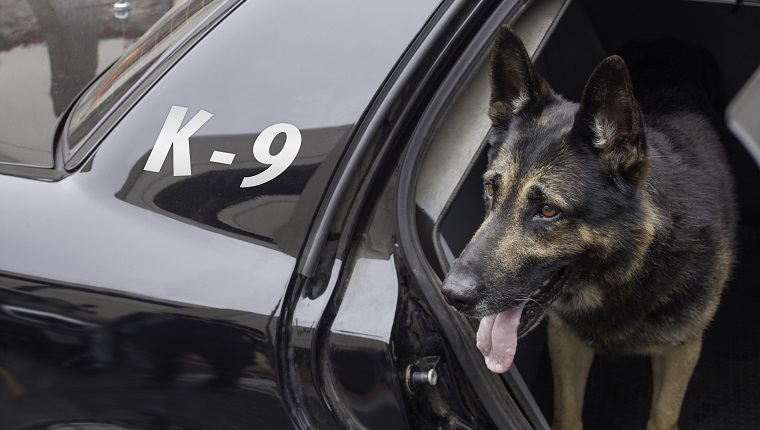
[{"xmin": 476, "ymin": 302, "xmax": 526, "ymax": 373}]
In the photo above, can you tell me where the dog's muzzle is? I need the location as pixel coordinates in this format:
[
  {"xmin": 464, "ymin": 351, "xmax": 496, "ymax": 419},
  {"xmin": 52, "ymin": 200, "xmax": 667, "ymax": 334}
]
[
  {"xmin": 441, "ymin": 273, "xmax": 480, "ymax": 314},
  {"xmin": 517, "ymin": 265, "xmax": 576, "ymax": 336}
]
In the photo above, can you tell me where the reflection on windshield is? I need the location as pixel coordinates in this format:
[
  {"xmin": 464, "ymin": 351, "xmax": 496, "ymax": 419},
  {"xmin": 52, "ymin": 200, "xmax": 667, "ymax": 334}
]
[
  {"xmin": 0, "ymin": 0, "xmax": 168, "ymax": 167},
  {"xmin": 65, "ymin": 0, "xmax": 228, "ymax": 160}
]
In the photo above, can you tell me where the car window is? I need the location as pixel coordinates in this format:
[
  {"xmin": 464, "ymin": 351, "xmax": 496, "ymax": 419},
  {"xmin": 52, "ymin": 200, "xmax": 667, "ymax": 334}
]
[
  {"xmin": 407, "ymin": 1, "xmax": 760, "ymax": 429},
  {"xmin": 65, "ymin": 0, "xmax": 230, "ymax": 160},
  {"xmin": 0, "ymin": 0, "xmax": 166, "ymax": 168}
]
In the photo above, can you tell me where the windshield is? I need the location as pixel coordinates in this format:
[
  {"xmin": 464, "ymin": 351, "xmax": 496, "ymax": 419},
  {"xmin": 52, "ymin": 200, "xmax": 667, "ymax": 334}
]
[
  {"xmin": 0, "ymin": 0, "xmax": 167, "ymax": 168},
  {"xmin": 65, "ymin": 0, "xmax": 227, "ymax": 161}
]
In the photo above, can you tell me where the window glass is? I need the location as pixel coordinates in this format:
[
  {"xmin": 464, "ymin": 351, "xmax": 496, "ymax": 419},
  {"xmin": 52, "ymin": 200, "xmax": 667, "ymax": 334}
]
[
  {"xmin": 66, "ymin": 0, "xmax": 227, "ymax": 156},
  {"xmin": 0, "ymin": 0, "xmax": 166, "ymax": 167}
]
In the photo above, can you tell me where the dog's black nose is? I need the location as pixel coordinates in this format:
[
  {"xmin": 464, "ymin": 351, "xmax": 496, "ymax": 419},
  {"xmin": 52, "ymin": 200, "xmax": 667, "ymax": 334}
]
[{"xmin": 441, "ymin": 274, "xmax": 479, "ymax": 313}]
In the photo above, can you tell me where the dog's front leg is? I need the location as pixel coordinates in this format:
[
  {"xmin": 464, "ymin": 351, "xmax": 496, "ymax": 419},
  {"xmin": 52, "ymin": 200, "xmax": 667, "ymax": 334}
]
[
  {"xmin": 647, "ymin": 338, "xmax": 702, "ymax": 430},
  {"xmin": 548, "ymin": 315, "xmax": 595, "ymax": 430}
]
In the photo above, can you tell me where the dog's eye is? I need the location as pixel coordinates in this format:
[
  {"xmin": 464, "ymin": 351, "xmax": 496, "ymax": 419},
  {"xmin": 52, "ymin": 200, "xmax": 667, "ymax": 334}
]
[
  {"xmin": 538, "ymin": 204, "xmax": 559, "ymax": 218},
  {"xmin": 484, "ymin": 182, "xmax": 494, "ymax": 198},
  {"xmin": 483, "ymin": 181, "xmax": 495, "ymax": 210}
]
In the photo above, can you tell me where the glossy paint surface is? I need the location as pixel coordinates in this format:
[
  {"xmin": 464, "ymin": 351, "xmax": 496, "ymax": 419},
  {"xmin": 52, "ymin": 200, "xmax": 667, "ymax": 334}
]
[
  {"xmin": 0, "ymin": 273, "xmax": 292, "ymax": 430},
  {"xmin": 325, "ymin": 190, "xmax": 408, "ymax": 429},
  {"xmin": 0, "ymin": 0, "xmax": 442, "ymax": 428}
]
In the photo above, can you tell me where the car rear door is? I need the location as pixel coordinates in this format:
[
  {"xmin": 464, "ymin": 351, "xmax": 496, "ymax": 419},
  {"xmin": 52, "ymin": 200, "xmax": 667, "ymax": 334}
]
[{"xmin": 0, "ymin": 0, "xmax": 444, "ymax": 429}]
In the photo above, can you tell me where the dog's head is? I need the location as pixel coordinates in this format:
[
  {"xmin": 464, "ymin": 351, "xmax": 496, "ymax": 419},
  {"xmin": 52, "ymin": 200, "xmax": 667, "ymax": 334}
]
[{"xmin": 441, "ymin": 25, "xmax": 652, "ymax": 373}]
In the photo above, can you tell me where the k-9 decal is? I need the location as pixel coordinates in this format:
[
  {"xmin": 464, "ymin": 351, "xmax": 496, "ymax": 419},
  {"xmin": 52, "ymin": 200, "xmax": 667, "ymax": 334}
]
[{"xmin": 143, "ymin": 105, "xmax": 302, "ymax": 188}]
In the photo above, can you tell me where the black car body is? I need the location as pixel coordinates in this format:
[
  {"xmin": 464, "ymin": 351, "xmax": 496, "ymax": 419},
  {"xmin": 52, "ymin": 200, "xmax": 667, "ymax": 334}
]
[{"xmin": 1, "ymin": 0, "xmax": 759, "ymax": 429}]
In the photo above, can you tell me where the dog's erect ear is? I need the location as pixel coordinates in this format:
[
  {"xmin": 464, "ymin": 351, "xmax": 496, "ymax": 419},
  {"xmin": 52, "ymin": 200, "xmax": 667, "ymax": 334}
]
[
  {"xmin": 574, "ymin": 56, "xmax": 647, "ymax": 178},
  {"xmin": 489, "ymin": 25, "xmax": 550, "ymax": 125}
]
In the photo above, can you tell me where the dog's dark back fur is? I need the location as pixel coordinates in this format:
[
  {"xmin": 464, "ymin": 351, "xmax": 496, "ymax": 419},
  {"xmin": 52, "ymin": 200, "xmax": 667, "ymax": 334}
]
[
  {"xmin": 558, "ymin": 41, "xmax": 738, "ymax": 354},
  {"xmin": 442, "ymin": 27, "xmax": 737, "ymax": 355}
]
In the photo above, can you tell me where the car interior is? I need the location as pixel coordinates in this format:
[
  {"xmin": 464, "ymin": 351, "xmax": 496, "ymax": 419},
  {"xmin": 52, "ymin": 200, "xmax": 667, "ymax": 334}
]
[{"xmin": 410, "ymin": 0, "xmax": 760, "ymax": 427}]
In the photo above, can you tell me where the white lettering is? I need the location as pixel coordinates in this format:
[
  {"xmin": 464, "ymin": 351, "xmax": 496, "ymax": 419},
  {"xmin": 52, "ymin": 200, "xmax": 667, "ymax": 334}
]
[
  {"xmin": 240, "ymin": 123, "xmax": 301, "ymax": 188},
  {"xmin": 143, "ymin": 105, "xmax": 213, "ymax": 176}
]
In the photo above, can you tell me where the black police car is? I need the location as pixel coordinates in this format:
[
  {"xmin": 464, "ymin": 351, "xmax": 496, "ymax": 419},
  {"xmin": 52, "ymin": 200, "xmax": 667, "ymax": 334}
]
[{"xmin": 1, "ymin": 0, "xmax": 759, "ymax": 428}]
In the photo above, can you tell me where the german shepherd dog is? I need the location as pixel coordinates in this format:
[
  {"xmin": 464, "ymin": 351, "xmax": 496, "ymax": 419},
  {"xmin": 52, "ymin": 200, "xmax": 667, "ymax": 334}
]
[{"xmin": 441, "ymin": 25, "xmax": 737, "ymax": 430}]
